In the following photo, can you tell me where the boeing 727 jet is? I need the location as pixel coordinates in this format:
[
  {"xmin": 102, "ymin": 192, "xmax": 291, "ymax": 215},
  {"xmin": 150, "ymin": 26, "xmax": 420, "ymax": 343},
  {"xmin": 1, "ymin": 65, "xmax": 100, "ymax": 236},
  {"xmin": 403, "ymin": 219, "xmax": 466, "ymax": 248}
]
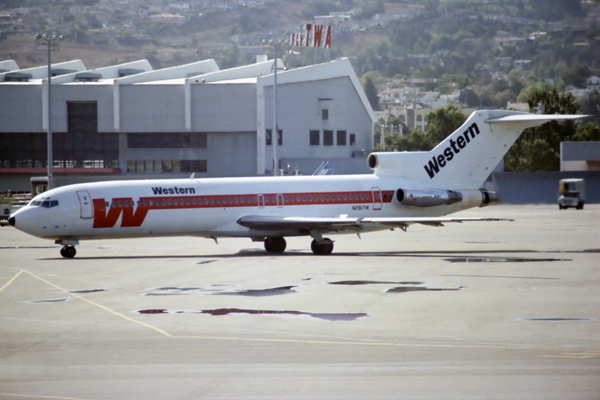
[{"xmin": 8, "ymin": 110, "xmax": 584, "ymax": 257}]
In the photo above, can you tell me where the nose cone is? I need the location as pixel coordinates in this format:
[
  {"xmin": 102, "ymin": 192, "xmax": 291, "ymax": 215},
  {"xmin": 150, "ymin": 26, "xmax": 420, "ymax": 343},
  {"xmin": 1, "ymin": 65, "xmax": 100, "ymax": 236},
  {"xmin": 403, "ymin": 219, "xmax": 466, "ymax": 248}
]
[{"xmin": 8, "ymin": 215, "xmax": 15, "ymax": 226}]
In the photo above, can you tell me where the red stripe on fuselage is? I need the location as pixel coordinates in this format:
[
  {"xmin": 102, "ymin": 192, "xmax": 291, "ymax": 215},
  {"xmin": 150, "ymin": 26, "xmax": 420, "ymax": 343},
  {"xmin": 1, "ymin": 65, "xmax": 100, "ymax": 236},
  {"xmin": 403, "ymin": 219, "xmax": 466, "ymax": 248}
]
[{"xmin": 92, "ymin": 190, "xmax": 395, "ymax": 229}]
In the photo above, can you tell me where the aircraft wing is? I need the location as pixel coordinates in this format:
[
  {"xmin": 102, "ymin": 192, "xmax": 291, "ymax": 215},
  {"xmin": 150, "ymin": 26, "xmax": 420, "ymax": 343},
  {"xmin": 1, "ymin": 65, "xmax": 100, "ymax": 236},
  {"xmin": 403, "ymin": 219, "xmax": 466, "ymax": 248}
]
[{"xmin": 237, "ymin": 215, "xmax": 512, "ymax": 232}]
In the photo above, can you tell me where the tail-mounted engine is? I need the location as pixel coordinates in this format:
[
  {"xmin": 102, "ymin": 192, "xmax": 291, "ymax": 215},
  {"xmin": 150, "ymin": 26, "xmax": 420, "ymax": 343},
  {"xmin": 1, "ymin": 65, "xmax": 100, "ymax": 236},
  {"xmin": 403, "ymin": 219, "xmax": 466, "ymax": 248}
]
[
  {"xmin": 394, "ymin": 188, "xmax": 498, "ymax": 208},
  {"xmin": 479, "ymin": 190, "xmax": 498, "ymax": 207},
  {"xmin": 395, "ymin": 188, "xmax": 462, "ymax": 208}
]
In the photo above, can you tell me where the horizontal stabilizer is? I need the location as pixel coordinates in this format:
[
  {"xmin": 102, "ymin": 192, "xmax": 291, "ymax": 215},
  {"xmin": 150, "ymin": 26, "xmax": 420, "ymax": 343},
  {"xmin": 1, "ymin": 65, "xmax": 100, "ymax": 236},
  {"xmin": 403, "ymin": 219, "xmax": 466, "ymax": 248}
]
[{"xmin": 485, "ymin": 114, "xmax": 587, "ymax": 124}]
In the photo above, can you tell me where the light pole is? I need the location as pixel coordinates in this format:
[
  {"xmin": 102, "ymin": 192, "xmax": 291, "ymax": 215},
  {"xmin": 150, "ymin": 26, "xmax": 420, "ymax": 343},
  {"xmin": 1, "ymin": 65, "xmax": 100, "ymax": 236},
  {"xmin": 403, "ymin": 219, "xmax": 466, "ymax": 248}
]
[
  {"xmin": 35, "ymin": 33, "xmax": 64, "ymax": 190},
  {"xmin": 263, "ymin": 37, "xmax": 287, "ymax": 176}
]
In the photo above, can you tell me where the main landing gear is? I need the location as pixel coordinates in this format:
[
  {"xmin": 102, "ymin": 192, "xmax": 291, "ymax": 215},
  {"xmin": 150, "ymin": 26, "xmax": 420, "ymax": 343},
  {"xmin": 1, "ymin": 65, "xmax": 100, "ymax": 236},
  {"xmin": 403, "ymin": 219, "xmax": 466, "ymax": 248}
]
[
  {"xmin": 311, "ymin": 238, "xmax": 334, "ymax": 255},
  {"xmin": 263, "ymin": 236, "xmax": 334, "ymax": 255},
  {"xmin": 60, "ymin": 245, "xmax": 76, "ymax": 258},
  {"xmin": 264, "ymin": 237, "xmax": 287, "ymax": 253}
]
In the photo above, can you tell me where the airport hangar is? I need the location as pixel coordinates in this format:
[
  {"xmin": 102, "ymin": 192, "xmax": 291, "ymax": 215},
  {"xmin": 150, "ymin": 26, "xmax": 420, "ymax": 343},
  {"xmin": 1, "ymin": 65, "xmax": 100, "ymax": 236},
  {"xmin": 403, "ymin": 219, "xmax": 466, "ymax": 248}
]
[{"xmin": 0, "ymin": 57, "xmax": 376, "ymax": 192}]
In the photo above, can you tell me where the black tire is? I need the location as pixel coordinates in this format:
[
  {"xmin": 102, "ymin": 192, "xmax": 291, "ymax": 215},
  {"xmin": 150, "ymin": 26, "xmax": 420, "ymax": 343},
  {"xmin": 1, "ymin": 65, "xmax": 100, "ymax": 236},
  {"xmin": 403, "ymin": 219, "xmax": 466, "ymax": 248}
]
[
  {"xmin": 60, "ymin": 247, "xmax": 67, "ymax": 257},
  {"xmin": 558, "ymin": 205, "xmax": 563, "ymax": 210},
  {"xmin": 264, "ymin": 237, "xmax": 286, "ymax": 253},
  {"xmin": 576, "ymin": 202, "xmax": 584, "ymax": 210},
  {"xmin": 64, "ymin": 246, "xmax": 76, "ymax": 258},
  {"xmin": 311, "ymin": 239, "xmax": 334, "ymax": 255}
]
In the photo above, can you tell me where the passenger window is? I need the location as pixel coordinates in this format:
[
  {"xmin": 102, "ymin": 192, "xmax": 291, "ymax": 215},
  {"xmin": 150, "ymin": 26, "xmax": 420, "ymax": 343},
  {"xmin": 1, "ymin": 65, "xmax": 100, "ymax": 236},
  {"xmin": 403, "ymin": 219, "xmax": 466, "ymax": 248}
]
[
  {"xmin": 302, "ymin": 195, "xmax": 307, "ymax": 202},
  {"xmin": 174, "ymin": 199, "xmax": 179, "ymax": 206},
  {"xmin": 118, "ymin": 201, "xmax": 122, "ymax": 207},
  {"xmin": 308, "ymin": 195, "xmax": 312, "ymax": 201},
  {"xmin": 186, "ymin": 199, "xmax": 191, "ymax": 205},
  {"xmin": 124, "ymin": 201, "xmax": 129, "ymax": 207},
  {"xmin": 112, "ymin": 201, "xmax": 116, "ymax": 207},
  {"xmin": 105, "ymin": 201, "xmax": 109, "ymax": 207},
  {"xmin": 162, "ymin": 199, "xmax": 166, "ymax": 206},
  {"xmin": 360, "ymin": 194, "xmax": 364, "ymax": 200},
  {"xmin": 320, "ymin": 195, "xmax": 324, "ymax": 201},
  {"xmin": 343, "ymin": 194, "xmax": 347, "ymax": 200},
  {"xmin": 217, "ymin": 198, "xmax": 221, "ymax": 204},
  {"xmin": 229, "ymin": 198, "xmax": 233, "ymax": 204},
  {"xmin": 326, "ymin": 195, "xmax": 330, "ymax": 201},
  {"xmin": 240, "ymin": 197, "xmax": 245, "ymax": 204},
  {"xmin": 234, "ymin": 197, "xmax": 239, "ymax": 204},
  {"xmin": 143, "ymin": 200, "xmax": 148, "ymax": 206},
  {"xmin": 168, "ymin": 200, "xmax": 172, "ymax": 206}
]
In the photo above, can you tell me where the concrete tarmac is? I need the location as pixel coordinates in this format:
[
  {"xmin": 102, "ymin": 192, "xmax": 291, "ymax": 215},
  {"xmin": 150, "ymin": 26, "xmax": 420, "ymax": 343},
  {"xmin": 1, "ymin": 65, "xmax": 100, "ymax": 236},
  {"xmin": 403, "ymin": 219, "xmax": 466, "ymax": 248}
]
[{"xmin": 0, "ymin": 204, "xmax": 599, "ymax": 399}]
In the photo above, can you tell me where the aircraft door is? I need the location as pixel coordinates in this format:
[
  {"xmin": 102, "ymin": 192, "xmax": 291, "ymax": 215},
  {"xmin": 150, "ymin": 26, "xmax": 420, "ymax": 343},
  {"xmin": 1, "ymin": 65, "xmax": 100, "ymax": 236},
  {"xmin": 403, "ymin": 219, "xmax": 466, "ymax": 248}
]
[
  {"xmin": 276, "ymin": 194, "xmax": 284, "ymax": 208},
  {"xmin": 76, "ymin": 190, "xmax": 94, "ymax": 219},
  {"xmin": 257, "ymin": 194, "xmax": 265, "ymax": 209},
  {"xmin": 371, "ymin": 187, "xmax": 382, "ymax": 211}
]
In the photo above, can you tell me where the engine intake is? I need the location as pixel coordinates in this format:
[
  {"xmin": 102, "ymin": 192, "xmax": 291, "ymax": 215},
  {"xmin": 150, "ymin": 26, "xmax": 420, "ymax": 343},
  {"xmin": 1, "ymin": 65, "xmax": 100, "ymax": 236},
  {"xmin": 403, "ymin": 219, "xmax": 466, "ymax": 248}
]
[{"xmin": 395, "ymin": 188, "xmax": 462, "ymax": 208}]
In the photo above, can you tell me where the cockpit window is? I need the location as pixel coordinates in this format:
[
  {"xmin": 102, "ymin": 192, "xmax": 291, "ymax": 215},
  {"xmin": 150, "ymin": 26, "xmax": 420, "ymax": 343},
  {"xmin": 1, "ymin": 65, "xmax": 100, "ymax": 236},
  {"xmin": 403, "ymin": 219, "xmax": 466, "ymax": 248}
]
[
  {"xmin": 29, "ymin": 198, "xmax": 59, "ymax": 208},
  {"xmin": 41, "ymin": 200, "xmax": 59, "ymax": 208}
]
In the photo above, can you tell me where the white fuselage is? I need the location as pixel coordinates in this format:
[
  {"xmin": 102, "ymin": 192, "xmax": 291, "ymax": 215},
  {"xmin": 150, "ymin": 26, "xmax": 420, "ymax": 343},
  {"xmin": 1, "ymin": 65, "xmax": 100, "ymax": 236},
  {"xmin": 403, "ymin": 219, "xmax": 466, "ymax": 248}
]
[{"xmin": 11, "ymin": 174, "xmax": 483, "ymax": 242}]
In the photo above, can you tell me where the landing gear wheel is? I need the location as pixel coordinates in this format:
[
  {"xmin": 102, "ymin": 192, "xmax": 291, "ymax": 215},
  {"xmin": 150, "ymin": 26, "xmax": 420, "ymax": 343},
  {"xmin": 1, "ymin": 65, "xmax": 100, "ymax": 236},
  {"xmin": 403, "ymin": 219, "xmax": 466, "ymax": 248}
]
[
  {"xmin": 264, "ymin": 237, "xmax": 286, "ymax": 253},
  {"xmin": 311, "ymin": 239, "xmax": 334, "ymax": 255},
  {"xmin": 61, "ymin": 245, "xmax": 76, "ymax": 258}
]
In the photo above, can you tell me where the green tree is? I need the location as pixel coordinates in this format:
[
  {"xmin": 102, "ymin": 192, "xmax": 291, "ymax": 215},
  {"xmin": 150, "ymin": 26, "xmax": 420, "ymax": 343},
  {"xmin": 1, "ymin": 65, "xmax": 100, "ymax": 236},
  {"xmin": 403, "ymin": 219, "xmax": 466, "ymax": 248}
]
[
  {"xmin": 459, "ymin": 89, "xmax": 480, "ymax": 108},
  {"xmin": 425, "ymin": 105, "xmax": 466, "ymax": 145},
  {"xmin": 505, "ymin": 87, "xmax": 580, "ymax": 171},
  {"xmin": 574, "ymin": 122, "xmax": 600, "ymax": 141}
]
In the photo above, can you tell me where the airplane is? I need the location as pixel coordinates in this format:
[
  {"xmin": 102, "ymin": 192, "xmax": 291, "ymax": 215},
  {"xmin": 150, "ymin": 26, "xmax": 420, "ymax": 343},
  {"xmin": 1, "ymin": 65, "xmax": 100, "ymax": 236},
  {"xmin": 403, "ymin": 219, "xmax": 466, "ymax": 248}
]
[{"xmin": 8, "ymin": 110, "xmax": 585, "ymax": 258}]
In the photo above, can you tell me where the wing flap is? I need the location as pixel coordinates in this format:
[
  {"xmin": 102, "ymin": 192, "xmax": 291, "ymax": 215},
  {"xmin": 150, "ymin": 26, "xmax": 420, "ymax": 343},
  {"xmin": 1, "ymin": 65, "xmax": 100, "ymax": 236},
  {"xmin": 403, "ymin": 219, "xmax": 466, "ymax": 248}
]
[{"xmin": 237, "ymin": 215, "xmax": 512, "ymax": 232}]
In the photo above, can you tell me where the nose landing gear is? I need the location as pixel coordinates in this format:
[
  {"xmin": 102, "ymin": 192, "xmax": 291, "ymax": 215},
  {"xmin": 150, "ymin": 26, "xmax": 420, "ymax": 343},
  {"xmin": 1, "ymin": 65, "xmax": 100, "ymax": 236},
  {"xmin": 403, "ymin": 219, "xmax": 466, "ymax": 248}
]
[{"xmin": 60, "ymin": 245, "xmax": 77, "ymax": 258}]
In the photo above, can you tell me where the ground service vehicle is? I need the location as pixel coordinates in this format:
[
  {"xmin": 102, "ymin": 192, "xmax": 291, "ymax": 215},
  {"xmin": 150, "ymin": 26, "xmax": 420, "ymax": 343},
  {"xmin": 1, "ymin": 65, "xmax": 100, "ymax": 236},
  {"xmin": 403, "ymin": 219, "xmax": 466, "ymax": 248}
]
[{"xmin": 558, "ymin": 178, "xmax": 585, "ymax": 210}]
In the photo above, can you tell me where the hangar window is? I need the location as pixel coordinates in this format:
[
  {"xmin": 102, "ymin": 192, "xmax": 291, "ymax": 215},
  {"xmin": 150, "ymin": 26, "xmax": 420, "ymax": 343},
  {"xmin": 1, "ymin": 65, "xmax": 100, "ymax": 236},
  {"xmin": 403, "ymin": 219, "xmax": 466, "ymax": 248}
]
[
  {"xmin": 337, "ymin": 131, "xmax": 346, "ymax": 145},
  {"xmin": 128, "ymin": 132, "xmax": 207, "ymax": 149},
  {"xmin": 309, "ymin": 130, "xmax": 320, "ymax": 146},
  {"xmin": 322, "ymin": 109, "xmax": 329, "ymax": 120},
  {"xmin": 350, "ymin": 134, "xmax": 356, "ymax": 146},
  {"xmin": 266, "ymin": 129, "xmax": 282, "ymax": 146},
  {"xmin": 323, "ymin": 130, "xmax": 334, "ymax": 146},
  {"xmin": 181, "ymin": 160, "xmax": 207, "ymax": 173}
]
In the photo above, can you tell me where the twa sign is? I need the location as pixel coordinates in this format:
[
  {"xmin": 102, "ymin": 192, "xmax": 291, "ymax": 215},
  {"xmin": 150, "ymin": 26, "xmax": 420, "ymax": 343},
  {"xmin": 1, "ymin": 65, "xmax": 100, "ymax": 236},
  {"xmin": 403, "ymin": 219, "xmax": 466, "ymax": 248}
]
[{"xmin": 289, "ymin": 24, "xmax": 331, "ymax": 48}]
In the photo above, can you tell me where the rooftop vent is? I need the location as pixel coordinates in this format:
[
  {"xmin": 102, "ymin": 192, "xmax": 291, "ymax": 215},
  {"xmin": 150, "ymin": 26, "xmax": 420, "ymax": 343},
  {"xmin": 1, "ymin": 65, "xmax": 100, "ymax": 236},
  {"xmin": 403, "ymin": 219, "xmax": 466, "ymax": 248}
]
[
  {"xmin": 75, "ymin": 72, "xmax": 102, "ymax": 82},
  {"xmin": 118, "ymin": 68, "xmax": 144, "ymax": 77},
  {"xmin": 4, "ymin": 72, "xmax": 33, "ymax": 82},
  {"xmin": 51, "ymin": 69, "xmax": 76, "ymax": 77}
]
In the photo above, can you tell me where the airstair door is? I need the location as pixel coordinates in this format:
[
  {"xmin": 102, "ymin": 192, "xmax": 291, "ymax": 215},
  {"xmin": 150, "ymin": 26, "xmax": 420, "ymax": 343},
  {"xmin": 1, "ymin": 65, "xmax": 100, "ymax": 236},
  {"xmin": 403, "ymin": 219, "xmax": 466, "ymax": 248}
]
[
  {"xmin": 371, "ymin": 187, "xmax": 382, "ymax": 211},
  {"xmin": 76, "ymin": 190, "xmax": 94, "ymax": 219}
]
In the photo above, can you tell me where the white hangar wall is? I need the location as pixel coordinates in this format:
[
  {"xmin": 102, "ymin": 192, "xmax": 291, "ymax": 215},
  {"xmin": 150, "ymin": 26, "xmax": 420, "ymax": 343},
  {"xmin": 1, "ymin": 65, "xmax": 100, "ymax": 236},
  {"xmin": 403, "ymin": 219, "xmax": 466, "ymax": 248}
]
[{"xmin": 0, "ymin": 57, "xmax": 375, "ymax": 191}]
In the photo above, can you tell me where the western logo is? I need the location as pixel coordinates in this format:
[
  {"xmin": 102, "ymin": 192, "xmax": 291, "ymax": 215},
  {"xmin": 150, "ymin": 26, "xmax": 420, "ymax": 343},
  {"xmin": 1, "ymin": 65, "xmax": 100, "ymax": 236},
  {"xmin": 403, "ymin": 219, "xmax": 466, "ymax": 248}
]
[
  {"xmin": 424, "ymin": 123, "xmax": 480, "ymax": 179},
  {"xmin": 152, "ymin": 187, "xmax": 196, "ymax": 195},
  {"xmin": 93, "ymin": 198, "xmax": 148, "ymax": 228}
]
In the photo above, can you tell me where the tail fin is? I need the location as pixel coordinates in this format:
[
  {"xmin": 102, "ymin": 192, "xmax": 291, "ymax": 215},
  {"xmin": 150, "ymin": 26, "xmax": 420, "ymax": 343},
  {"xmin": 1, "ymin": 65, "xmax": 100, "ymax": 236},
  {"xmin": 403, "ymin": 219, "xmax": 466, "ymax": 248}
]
[{"xmin": 368, "ymin": 110, "xmax": 585, "ymax": 189}]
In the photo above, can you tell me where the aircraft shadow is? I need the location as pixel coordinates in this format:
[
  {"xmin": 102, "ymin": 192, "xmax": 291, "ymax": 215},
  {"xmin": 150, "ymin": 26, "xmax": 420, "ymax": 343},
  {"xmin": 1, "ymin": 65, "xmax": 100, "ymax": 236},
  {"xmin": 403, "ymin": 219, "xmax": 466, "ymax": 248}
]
[{"xmin": 37, "ymin": 248, "xmax": 593, "ymax": 261}]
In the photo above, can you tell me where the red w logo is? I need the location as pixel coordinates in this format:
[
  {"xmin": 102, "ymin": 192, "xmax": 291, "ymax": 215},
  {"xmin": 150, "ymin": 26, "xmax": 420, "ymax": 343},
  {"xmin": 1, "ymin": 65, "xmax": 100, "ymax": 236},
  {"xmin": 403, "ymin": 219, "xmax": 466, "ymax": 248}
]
[{"xmin": 93, "ymin": 198, "xmax": 149, "ymax": 228}]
